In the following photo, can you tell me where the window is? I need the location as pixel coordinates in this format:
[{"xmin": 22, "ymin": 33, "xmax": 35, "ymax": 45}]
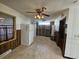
[
  {"xmin": 0, "ymin": 12, "xmax": 15, "ymax": 42},
  {"xmin": 38, "ymin": 21, "xmax": 50, "ymax": 25},
  {"xmin": 0, "ymin": 25, "xmax": 13, "ymax": 40}
]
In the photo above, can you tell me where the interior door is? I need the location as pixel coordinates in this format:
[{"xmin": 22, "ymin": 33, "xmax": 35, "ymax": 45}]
[{"xmin": 58, "ymin": 17, "xmax": 66, "ymax": 55}]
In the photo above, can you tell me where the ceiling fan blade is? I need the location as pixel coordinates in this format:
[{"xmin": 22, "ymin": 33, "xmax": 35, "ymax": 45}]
[
  {"xmin": 42, "ymin": 13, "xmax": 50, "ymax": 17},
  {"xmin": 26, "ymin": 11, "xmax": 36, "ymax": 13}
]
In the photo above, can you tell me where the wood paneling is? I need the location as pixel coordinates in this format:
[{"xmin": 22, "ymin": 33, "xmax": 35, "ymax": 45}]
[{"xmin": 0, "ymin": 30, "xmax": 21, "ymax": 55}]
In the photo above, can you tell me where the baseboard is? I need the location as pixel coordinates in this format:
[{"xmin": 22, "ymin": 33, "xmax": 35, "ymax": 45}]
[
  {"xmin": 0, "ymin": 49, "xmax": 12, "ymax": 59},
  {"xmin": 64, "ymin": 56, "xmax": 75, "ymax": 59}
]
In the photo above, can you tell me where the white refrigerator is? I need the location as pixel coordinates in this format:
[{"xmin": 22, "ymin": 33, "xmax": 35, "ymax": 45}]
[{"xmin": 21, "ymin": 24, "xmax": 35, "ymax": 46}]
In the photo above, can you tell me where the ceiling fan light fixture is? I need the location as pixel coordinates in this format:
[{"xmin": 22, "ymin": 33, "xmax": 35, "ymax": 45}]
[
  {"xmin": 34, "ymin": 14, "xmax": 44, "ymax": 19},
  {"xmin": 34, "ymin": 15, "xmax": 37, "ymax": 19},
  {"xmin": 41, "ymin": 15, "xmax": 44, "ymax": 18},
  {"xmin": 37, "ymin": 15, "xmax": 40, "ymax": 18}
]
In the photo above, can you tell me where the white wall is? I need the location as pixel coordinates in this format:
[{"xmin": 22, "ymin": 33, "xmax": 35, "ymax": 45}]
[
  {"xmin": 0, "ymin": 3, "xmax": 36, "ymax": 46},
  {"xmin": 0, "ymin": 3, "xmax": 30, "ymax": 29},
  {"xmin": 0, "ymin": 16, "xmax": 13, "ymax": 25},
  {"xmin": 65, "ymin": 4, "xmax": 79, "ymax": 59},
  {"xmin": 65, "ymin": 6, "xmax": 74, "ymax": 58}
]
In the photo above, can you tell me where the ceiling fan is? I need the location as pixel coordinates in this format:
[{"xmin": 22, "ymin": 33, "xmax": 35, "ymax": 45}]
[{"xmin": 26, "ymin": 7, "xmax": 50, "ymax": 19}]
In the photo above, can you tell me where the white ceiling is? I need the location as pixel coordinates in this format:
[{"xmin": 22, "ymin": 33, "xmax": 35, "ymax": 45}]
[{"xmin": 0, "ymin": 0, "xmax": 77, "ymax": 17}]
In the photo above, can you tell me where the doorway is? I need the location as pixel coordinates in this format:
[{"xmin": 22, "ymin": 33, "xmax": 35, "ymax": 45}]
[
  {"xmin": 36, "ymin": 21, "xmax": 51, "ymax": 37},
  {"xmin": 54, "ymin": 17, "xmax": 67, "ymax": 55}
]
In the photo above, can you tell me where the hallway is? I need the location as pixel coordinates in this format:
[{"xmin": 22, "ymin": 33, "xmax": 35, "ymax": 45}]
[{"xmin": 1, "ymin": 36, "xmax": 65, "ymax": 59}]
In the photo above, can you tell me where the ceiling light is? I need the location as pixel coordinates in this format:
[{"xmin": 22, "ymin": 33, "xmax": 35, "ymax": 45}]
[
  {"xmin": 41, "ymin": 15, "xmax": 44, "ymax": 18},
  {"xmin": 34, "ymin": 14, "xmax": 44, "ymax": 19},
  {"xmin": 34, "ymin": 16, "xmax": 37, "ymax": 19},
  {"xmin": 37, "ymin": 15, "xmax": 40, "ymax": 19}
]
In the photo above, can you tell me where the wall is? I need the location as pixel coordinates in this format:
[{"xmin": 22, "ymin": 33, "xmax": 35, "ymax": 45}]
[
  {"xmin": 0, "ymin": 13, "xmax": 13, "ymax": 25},
  {"xmin": 0, "ymin": 3, "xmax": 30, "ymax": 29},
  {"xmin": 65, "ymin": 4, "xmax": 79, "ymax": 59},
  {"xmin": 50, "ymin": 9, "xmax": 69, "ymax": 21},
  {"xmin": 0, "ymin": 3, "xmax": 36, "ymax": 47}
]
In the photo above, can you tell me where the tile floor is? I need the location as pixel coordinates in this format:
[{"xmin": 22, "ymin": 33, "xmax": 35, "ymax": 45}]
[{"xmin": 1, "ymin": 36, "xmax": 67, "ymax": 59}]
